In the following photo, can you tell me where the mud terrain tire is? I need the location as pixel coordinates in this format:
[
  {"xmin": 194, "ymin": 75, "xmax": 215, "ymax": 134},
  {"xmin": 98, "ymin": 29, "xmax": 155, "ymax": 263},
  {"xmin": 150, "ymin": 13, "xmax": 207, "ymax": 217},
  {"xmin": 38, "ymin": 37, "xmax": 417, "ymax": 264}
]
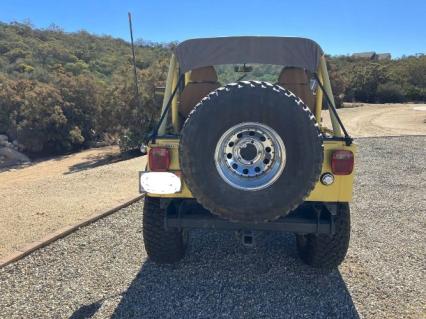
[
  {"xmin": 143, "ymin": 196, "xmax": 186, "ymax": 263},
  {"xmin": 296, "ymin": 203, "xmax": 350, "ymax": 269},
  {"xmin": 180, "ymin": 81, "xmax": 323, "ymax": 222}
]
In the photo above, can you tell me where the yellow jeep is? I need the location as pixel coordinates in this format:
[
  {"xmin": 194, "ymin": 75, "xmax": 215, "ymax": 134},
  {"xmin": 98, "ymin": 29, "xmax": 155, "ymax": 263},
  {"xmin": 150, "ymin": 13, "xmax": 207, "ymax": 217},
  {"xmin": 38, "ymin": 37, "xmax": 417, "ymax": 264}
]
[{"xmin": 140, "ymin": 36, "xmax": 356, "ymax": 269}]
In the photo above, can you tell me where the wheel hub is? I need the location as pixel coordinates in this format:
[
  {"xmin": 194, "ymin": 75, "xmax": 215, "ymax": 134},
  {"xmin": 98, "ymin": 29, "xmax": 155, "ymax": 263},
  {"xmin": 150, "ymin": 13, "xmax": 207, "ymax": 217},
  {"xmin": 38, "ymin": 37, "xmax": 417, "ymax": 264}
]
[
  {"xmin": 214, "ymin": 122, "xmax": 286, "ymax": 191},
  {"xmin": 238, "ymin": 142, "xmax": 258, "ymax": 162}
]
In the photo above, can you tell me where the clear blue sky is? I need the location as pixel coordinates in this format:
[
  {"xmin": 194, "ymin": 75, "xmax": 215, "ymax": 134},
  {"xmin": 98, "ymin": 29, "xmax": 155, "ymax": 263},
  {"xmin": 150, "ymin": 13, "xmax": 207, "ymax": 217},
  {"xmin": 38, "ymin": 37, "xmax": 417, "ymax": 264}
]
[{"xmin": 1, "ymin": 0, "xmax": 425, "ymax": 57}]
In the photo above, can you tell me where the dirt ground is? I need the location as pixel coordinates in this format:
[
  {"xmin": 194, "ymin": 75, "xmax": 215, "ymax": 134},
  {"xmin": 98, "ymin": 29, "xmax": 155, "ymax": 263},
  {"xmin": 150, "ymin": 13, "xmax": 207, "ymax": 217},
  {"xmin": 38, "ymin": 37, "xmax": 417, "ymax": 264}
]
[
  {"xmin": 0, "ymin": 146, "xmax": 146, "ymax": 259},
  {"xmin": 1, "ymin": 103, "xmax": 425, "ymax": 260},
  {"xmin": 322, "ymin": 103, "xmax": 426, "ymax": 137}
]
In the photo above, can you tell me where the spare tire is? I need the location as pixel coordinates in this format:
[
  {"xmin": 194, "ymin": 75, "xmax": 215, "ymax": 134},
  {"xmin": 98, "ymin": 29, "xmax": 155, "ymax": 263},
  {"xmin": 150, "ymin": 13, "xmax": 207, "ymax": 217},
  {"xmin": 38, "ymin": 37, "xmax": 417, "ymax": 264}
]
[{"xmin": 180, "ymin": 81, "xmax": 323, "ymax": 222}]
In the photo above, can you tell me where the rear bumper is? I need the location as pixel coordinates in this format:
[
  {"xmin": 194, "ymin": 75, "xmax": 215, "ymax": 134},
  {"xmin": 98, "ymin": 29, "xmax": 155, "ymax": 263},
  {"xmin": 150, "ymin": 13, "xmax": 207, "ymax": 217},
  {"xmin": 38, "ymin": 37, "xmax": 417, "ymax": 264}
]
[{"xmin": 164, "ymin": 200, "xmax": 338, "ymax": 235}]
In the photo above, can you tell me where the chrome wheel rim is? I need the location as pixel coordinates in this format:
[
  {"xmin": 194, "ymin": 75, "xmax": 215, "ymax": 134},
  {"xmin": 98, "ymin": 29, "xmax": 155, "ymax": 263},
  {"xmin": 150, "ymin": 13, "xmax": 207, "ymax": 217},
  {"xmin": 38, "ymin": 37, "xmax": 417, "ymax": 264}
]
[{"xmin": 214, "ymin": 122, "xmax": 286, "ymax": 191}]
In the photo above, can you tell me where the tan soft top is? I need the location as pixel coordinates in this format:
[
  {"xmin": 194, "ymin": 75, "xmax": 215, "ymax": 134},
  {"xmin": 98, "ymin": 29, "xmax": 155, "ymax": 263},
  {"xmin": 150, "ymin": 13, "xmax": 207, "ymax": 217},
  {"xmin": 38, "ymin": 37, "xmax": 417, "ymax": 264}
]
[{"xmin": 174, "ymin": 36, "xmax": 323, "ymax": 73}]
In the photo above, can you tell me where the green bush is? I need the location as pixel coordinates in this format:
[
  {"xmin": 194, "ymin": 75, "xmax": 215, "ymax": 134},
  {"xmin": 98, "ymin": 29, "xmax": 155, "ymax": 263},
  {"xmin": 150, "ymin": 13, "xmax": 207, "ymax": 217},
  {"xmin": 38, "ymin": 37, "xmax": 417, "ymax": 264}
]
[
  {"xmin": 0, "ymin": 22, "xmax": 170, "ymax": 155},
  {"xmin": 404, "ymin": 86, "xmax": 426, "ymax": 101},
  {"xmin": 376, "ymin": 82, "xmax": 405, "ymax": 103}
]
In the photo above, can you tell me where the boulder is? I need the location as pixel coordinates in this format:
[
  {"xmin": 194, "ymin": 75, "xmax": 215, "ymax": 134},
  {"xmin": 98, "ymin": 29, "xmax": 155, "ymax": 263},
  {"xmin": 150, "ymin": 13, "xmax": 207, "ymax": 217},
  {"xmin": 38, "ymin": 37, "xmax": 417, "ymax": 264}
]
[
  {"xmin": 0, "ymin": 137, "xmax": 8, "ymax": 147},
  {"xmin": 3, "ymin": 141, "xmax": 13, "ymax": 148},
  {"xmin": 0, "ymin": 147, "xmax": 30, "ymax": 164},
  {"xmin": 12, "ymin": 140, "xmax": 24, "ymax": 151}
]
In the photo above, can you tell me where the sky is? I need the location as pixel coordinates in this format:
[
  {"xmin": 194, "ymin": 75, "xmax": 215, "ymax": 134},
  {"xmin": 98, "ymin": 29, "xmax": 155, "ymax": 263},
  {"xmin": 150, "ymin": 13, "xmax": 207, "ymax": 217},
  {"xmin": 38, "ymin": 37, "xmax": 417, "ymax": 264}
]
[{"xmin": 0, "ymin": 0, "xmax": 425, "ymax": 57}]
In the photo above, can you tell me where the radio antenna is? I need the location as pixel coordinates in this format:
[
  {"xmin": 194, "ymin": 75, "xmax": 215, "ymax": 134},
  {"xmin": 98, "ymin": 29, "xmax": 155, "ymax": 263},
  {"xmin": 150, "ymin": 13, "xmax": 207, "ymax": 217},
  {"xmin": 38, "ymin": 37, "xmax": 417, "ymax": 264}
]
[{"xmin": 128, "ymin": 12, "xmax": 141, "ymax": 108}]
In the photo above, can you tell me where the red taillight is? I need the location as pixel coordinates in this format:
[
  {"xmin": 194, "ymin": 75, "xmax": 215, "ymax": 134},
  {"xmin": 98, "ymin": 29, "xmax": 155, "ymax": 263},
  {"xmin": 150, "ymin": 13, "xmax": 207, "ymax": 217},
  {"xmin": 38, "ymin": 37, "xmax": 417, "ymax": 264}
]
[
  {"xmin": 331, "ymin": 150, "xmax": 354, "ymax": 175},
  {"xmin": 149, "ymin": 147, "xmax": 170, "ymax": 171}
]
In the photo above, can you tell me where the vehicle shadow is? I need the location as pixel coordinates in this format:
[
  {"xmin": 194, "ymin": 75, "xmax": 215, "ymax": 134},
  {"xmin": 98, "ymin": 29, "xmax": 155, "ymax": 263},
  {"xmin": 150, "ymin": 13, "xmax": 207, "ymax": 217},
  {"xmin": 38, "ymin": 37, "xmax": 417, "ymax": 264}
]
[
  {"xmin": 72, "ymin": 230, "xmax": 359, "ymax": 319},
  {"xmin": 64, "ymin": 150, "xmax": 141, "ymax": 175}
]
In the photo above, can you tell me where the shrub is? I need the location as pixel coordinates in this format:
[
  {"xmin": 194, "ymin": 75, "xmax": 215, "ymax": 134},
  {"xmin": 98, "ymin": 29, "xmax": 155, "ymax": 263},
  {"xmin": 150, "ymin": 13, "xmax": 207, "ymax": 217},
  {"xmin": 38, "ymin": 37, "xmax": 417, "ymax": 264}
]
[
  {"xmin": 376, "ymin": 82, "xmax": 405, "ymax": 103},
  {"xmin": 404, "ymin": 86, "xmax": 426, "ymax": 101}
]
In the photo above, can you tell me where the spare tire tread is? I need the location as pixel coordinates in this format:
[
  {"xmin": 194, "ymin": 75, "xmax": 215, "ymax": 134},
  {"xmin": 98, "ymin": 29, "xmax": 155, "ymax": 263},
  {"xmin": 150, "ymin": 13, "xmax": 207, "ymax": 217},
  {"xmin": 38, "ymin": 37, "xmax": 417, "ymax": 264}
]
[{"xmin": 180, "ymin": 81, "xmax": 323, "ymax": 222}]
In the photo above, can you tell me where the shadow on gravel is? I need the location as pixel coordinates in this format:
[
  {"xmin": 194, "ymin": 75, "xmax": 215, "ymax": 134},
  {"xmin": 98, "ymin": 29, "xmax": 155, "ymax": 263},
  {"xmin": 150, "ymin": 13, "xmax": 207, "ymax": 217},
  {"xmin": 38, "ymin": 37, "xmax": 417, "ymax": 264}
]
[
  {"xmin": 69, "ymin": 302, "xmax": 102, "ymax": 319},
  {"xmin": 74, "ymin": 231, "xmax": 359, "ymax": 319},
  {"xmin": 64, "ymin": 150, "xmax": 141, "ymax": 174}
]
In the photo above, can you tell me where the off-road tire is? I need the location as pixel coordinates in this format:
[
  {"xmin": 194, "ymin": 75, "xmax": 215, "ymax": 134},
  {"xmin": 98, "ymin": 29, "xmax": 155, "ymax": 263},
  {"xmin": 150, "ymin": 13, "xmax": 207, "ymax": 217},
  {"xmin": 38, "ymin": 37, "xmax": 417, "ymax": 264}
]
[
  {"xmin": 143, "ymin": 196, "xmax": 186, "ymax": 264},
  {"xmin": 180, "ymin": 81, "xmax": 323, "ymax": 223},
  {"xmin": 296, "ymin": 203, "xmax": 350, "ymax": 270}
]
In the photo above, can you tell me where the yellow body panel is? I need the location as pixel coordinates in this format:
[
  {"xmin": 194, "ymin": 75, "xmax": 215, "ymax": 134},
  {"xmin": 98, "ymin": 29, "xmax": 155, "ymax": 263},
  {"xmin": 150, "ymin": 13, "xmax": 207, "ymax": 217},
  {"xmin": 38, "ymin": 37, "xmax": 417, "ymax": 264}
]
[{"xmin": 147, "ymin": 138, "xmax": 356, "ymax": 202}]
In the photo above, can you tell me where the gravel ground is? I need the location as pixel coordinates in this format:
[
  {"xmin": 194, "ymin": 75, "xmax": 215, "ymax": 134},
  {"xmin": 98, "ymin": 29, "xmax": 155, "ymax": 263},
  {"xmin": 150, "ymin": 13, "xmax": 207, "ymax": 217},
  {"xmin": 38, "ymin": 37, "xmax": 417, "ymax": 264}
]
[
  {"xmin": 0, "ymin": 146, "xmax": 145, "ymax": 259},
  {"xmin": 0, "ymin": 136, "xmax": 425, "ymax": 319},
  {"xmin": 2, "ymin": 103, "xmax": 424, "ymax": 259}
]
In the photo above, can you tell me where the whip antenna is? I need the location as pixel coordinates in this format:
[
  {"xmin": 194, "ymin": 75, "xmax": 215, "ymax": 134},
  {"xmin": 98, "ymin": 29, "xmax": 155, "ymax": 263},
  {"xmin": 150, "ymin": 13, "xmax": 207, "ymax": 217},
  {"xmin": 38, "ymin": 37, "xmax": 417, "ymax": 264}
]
[{"xmin": 128, "ymin": 12, "xmax": 141, "ymax": 108}]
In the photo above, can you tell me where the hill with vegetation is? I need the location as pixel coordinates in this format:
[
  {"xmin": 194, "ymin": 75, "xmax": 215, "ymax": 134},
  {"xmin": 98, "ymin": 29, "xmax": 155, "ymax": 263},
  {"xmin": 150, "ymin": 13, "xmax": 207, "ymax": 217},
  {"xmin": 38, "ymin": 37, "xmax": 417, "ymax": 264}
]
[
  {"xmin": 326, "ymin": 53, "xmax": 425, "ymax": 107},
  {"xmin": 0, "ymin": 22, "xmax": 424, "ymax": 155},
  {"xmin": 0, "ymin": 21, "xmax": 171, "ymax": 154}
]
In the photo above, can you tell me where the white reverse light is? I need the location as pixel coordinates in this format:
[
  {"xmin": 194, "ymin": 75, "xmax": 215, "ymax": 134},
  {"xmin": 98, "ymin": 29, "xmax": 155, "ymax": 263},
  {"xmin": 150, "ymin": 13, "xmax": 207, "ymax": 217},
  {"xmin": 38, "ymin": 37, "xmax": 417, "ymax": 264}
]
[
  {"xmin": 321, "ymin": 173, "xmax": 335, "ymax": 186},
  {"xmin": 140, "ymin": 172, "xmax": 182, "ymax": 194}
]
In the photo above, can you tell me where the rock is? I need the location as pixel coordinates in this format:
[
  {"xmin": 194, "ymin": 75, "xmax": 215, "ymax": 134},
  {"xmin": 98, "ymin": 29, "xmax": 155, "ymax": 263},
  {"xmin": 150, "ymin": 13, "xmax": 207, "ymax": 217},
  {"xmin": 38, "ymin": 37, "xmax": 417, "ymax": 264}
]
[
  {"xmin": 0, "ymin": 146, "xmax": 30, "ymax": 163},
  {"xmin": 3, "ymin": 141, "xmax": 13, "ymax": 148},
  {"xmin": 0, "ymin": 134, "xmax": 8, "ymax": 143},
  {"xmin": 11, "ymin": 139, "xmax": 25, "ymax": 151},
  {"xmin": 0, "ymin": 139, "xmax": 8, "ymax": 147}
]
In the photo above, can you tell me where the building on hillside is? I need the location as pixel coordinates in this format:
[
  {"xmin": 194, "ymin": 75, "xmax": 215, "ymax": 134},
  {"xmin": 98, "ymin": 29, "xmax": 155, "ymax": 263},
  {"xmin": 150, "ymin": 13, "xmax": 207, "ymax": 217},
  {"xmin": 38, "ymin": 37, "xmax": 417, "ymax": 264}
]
[
  {"xmin": 376, "ymin": 53, "xmax": 391, "ymax": 60},
  {"xmin": 352, "ymin": 52, "xmax": 391, "ymax": 60},
  {"xmin": 352, "ymin": 52, "xmax": 376, "ymax": 59}
]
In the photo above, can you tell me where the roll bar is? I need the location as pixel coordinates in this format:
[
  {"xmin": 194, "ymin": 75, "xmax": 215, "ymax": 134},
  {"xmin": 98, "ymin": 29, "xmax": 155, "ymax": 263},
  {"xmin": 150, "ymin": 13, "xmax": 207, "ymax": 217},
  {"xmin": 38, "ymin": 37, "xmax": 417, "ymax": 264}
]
[{"xmin": 152, "ymin": 53, "xmax": 352, "ymax": 144}]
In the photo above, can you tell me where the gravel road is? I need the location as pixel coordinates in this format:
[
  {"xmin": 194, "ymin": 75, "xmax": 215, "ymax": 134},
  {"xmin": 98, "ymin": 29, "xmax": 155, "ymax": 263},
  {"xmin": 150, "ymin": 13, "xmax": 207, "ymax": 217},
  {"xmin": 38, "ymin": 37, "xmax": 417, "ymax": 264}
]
[{"xmin": 1, "ymin": 136, "xmax": 425, "ymax": 319}]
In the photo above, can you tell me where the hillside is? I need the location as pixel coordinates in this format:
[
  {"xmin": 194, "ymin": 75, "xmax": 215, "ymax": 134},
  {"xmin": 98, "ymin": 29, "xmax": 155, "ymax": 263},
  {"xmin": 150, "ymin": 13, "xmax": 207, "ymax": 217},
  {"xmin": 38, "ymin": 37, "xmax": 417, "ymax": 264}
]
[
  {"xmin": 326, "ymin": 53, "xmax": 426, "ymax": 106},
  {"xmin": 0, "ymin": 22, "xmax": 170, "ymax": 81},
  {"xmin": 0, "ymin": 21, "xmax": 171, "ymax": 154},
  {"xmin": 0, "ymin": 21, "xmax": 425, "ymax": 155}
]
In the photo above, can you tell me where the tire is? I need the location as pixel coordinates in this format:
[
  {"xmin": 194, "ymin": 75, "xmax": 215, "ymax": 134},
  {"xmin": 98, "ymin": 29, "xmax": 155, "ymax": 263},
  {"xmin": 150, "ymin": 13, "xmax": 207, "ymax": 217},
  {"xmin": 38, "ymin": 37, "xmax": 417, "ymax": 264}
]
[
  {"xmin": 296, "ymin": 203, "xmax": 350, "ymax": 270},
  {"xmin": 143, "ymin": 196, "xmax": 186, "ymax": 264},
  {"xmin": 180, "ymin": 81, "xmax": 323, "ymax": 222}
]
